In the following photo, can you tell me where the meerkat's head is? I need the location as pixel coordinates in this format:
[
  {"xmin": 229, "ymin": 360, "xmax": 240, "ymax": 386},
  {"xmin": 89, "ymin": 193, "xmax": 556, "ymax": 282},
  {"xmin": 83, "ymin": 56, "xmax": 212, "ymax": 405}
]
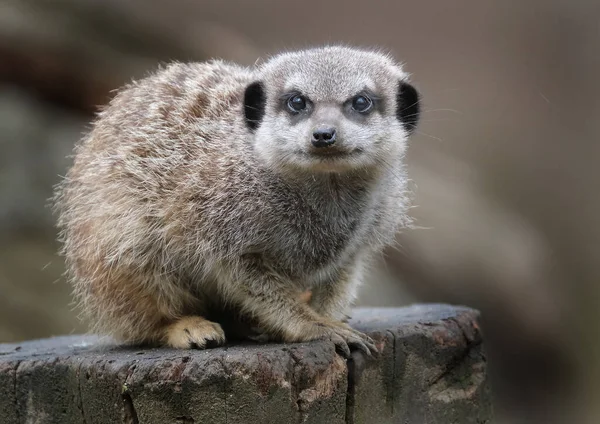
[{"xmin": 244, "ymin": 46, "xmax": 420, "ymax": 174}]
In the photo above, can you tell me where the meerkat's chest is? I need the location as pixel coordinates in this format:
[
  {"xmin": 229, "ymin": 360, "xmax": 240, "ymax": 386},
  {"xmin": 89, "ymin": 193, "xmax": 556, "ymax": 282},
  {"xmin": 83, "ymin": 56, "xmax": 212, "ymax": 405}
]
[{"xmin": 260, "ymin": 189, "xmax": 379, "ymax": 279}]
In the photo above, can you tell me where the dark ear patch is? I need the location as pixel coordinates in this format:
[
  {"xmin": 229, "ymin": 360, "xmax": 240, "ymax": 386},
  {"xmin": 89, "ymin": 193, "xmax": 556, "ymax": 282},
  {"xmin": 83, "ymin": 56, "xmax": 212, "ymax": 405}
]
[
  {"xmin": 396, "ymin": 81, "xmax": 420, "ymax": 134},
  {"xmin": 244, "ymin": 82, "xmax": 266, "ymax": 131}
]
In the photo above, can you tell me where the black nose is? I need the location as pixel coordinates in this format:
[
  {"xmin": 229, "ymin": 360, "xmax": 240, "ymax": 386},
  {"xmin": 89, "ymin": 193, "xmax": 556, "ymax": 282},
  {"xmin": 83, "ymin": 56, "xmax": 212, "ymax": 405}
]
[{"xmin": 311, "ymin": 127, "xmax": 337, "ymax": 148}]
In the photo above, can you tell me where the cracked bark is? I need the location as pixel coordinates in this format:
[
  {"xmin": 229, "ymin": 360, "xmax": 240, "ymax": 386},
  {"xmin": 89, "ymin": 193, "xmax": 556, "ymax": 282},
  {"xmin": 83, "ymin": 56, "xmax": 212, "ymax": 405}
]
[
  {"xmin": 13, "ymin": 361, "xmax": 22, "ymax": 423},
  {"xmin": 121, "ymin": 364, "xmax": 139, "ymax": 424},
  {"xmin": 121, "ymin": 391, "xmax": 139, "ymax": 424},
  {"xmin": 76, "ymin": 361, "xmax": 89, "ymax": 424},
  {"xmin": 344, "ymin": 356, "xmax": 357, "ymax": 424},
  {"xmin": 12, "ymin": 361, "xmax": 21, "ymax": 424},
  {"xmin": 0, "ymin": 305, "xmax": 492, "ymax": 424},
  {"xmin": 385, "ymin": 328, "xmax": 397, "ymax": 416}
]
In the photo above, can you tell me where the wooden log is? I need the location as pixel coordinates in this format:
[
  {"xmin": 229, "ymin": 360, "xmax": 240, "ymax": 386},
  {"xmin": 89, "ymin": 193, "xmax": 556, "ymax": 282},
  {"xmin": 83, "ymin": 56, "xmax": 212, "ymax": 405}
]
[{"xmin": 0, "ymin": 305, "xmax": 492, "ymax": 423}]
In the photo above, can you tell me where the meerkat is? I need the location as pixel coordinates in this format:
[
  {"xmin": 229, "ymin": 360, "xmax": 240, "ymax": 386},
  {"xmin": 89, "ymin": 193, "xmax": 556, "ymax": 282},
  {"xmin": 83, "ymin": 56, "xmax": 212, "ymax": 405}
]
[{"xmin": 54, "ymin": 46, "xmax": 420, "ymax": 357}]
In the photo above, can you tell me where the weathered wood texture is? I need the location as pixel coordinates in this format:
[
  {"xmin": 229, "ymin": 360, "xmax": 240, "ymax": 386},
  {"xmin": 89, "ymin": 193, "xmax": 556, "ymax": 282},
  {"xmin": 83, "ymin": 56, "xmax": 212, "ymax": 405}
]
[{"xmin": 0, "ymin": 305, "xmax": 492, "ymax": 423}]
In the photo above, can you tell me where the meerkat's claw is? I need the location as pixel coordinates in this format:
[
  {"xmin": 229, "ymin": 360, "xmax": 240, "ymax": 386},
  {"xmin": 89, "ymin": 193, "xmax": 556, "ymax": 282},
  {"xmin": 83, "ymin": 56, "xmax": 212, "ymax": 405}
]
[
  {"xmin": 329, "ymin": 332, "xmax": 352, "ymax": 358},
  {"xmin": 165, "ymin": 316, "xmax": 226, "ymax": 349},
  {"xmin": 318, "ymin": 322, "xmax": 379, "ymax": 358},
  {"xmin": 355, "ymin": 335, "xmax": 379, "ymax": 357}
]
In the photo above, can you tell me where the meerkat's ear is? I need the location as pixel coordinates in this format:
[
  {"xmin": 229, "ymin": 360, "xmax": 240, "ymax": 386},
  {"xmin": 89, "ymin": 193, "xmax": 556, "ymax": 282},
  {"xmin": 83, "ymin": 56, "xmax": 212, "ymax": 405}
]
[
  {"xmin": 244, "ymin": 82, "xmax": 266, "ymax": 131},
  {"xmin": 396, "ymin": 81, "xmax": 420, "ymax": 134}
]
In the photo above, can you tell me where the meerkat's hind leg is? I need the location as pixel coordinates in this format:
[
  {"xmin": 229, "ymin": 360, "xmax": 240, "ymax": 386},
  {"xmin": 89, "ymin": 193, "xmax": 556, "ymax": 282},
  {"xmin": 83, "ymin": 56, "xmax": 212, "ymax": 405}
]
[{"xmin": 163, "ymin": 316, "xmax": 226, "ymax": 349}]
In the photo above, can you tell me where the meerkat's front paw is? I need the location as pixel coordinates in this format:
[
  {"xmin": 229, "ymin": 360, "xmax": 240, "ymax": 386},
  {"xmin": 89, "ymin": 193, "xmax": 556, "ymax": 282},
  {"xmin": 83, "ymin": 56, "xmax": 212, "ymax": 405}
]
[
  {"xmin": 164, "ymin": 316, "xmax": 226, "ymax": 349},
  {"xmin": 318, "ymin": 322, "xmax": 378, "ymax": 358}
]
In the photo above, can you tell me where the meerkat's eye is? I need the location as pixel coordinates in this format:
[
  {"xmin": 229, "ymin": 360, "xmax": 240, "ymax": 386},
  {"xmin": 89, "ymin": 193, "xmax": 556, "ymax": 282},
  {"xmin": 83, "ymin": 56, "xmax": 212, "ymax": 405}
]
[
  {"xmin": 287, "ymin": 94, "xmax": 308, "ymax": 113},
  {"xmin": 351, "ymin": 95, "xmax": 373, "ymax": 113}
]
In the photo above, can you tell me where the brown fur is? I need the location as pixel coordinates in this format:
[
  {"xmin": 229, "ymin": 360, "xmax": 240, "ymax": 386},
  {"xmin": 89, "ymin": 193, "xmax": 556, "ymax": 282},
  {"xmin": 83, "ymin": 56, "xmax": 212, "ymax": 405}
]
[{"xmin": 54, "ymin": 46, "xmax": 419, "ymax": 356}]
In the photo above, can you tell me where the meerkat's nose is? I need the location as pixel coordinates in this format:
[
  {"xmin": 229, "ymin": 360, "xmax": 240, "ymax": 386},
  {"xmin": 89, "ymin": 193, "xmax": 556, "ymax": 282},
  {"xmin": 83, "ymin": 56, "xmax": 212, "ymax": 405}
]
[{"xmin": 311, "ymin": 127, "xmax": 337, "ymax": 148}]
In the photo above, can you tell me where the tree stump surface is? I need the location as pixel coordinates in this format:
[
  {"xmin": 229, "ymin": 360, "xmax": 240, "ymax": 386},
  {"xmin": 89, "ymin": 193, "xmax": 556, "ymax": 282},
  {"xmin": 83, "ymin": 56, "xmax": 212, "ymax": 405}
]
[{"xmin": 0, "ymin": 304, "xmax": 492, "ymax": 424}]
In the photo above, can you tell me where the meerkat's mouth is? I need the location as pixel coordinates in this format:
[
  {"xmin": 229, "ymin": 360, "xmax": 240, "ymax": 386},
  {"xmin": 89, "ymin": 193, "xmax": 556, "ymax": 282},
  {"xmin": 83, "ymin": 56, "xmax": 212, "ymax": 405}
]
[
  {"xmin": 290, "ymin": 149, "xmax": 367, "ymax": 172},
  {"xmin": 288, "ymin": 148, "xmax": 369, "ymax": 173},
  {"xmin": 298, "ymin": 148, "xmax": 363, "ymax": 159}
]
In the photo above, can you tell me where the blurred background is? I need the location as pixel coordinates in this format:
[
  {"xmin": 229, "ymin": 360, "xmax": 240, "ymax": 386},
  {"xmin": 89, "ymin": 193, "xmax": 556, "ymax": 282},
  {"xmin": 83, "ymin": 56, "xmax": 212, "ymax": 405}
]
[{"xmin": 0, "ymin": 0, "xmax": 598, "ymax": 422}]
